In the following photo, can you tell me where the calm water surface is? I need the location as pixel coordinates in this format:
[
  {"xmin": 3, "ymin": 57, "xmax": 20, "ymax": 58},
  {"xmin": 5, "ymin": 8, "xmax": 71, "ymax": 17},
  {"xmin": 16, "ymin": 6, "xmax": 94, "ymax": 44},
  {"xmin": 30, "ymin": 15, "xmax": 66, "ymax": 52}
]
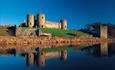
[{"xmin": 0, "ymin": 43, "xmax": 115, "ymax": 70}]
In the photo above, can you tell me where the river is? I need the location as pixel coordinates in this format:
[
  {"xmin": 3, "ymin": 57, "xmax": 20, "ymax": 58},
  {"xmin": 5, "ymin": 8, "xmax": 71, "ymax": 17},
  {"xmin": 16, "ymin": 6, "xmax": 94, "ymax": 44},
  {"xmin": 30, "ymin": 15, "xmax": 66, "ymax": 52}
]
[{"xmin": 0, "ymin": 43, "xmax": 115, "ymax": 70}]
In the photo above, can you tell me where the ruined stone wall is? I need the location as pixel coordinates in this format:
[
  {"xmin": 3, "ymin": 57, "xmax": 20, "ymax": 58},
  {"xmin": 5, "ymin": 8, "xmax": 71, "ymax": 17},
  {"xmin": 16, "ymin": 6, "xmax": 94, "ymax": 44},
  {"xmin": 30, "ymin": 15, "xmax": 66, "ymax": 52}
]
[{"xmin": 16, "ymin": 27, "xmax": 38, "ymax": 37}]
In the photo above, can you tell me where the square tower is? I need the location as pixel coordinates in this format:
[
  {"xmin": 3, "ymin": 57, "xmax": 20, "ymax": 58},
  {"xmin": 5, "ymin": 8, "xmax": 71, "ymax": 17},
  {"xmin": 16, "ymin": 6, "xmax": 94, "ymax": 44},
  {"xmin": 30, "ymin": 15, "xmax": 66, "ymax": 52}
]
[{"xmin": 100, "ymin": 25, "xmax": 108, "ymax": 38}]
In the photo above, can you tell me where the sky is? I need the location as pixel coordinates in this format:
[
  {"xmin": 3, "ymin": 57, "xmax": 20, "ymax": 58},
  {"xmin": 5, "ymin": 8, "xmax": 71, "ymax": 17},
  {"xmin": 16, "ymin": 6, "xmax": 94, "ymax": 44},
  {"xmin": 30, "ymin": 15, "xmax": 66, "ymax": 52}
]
[{"xmin": 0, "ymin": 0, "xmax": 115, "ymax": 29}]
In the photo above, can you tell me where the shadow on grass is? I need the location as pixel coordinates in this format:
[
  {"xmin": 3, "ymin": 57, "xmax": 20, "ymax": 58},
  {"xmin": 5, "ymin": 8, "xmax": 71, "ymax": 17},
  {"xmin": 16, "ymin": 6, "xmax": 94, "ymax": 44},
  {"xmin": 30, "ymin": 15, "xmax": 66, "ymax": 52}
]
[{"xmin": 66, "ymin": 33, "xmax": 76, "ymax": 37}]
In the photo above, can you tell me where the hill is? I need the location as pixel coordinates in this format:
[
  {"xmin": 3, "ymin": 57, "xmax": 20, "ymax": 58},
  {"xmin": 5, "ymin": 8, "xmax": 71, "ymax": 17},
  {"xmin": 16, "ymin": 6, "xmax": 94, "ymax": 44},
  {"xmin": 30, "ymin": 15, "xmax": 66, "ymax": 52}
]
[{"xmin": 41, "ymin": 28, "xmax": 76, "ymax": 38}]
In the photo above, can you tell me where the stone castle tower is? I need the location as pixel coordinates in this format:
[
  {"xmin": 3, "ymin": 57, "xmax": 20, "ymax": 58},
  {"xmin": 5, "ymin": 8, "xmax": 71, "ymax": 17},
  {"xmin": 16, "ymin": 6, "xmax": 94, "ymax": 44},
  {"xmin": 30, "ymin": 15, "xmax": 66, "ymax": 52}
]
[
  {"xmin": 60, "ymin": 19, "xmax": 67, "ymax": 30},
  {"xmin": 37, "ymin": 14, "xmax": 46, "ymax": 28},
  {"xmin": 100, "ymin": 25, "xmax": 108, "ymax": 38},
  {"xmin": 27, "ymin": 14, "xmax": 35, "ymax": 28}
]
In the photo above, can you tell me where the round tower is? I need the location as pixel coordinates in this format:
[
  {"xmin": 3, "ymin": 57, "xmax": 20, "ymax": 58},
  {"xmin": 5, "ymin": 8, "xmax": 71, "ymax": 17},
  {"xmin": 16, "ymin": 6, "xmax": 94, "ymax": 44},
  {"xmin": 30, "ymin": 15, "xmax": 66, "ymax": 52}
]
[
  {"xmin": 60, "ymin": 19, "xmax": 67, "ymax": 30},
  {"xmin": 37, "ymin": 14, "xmax": 45, "ymax": 28},
  {"xmin": 27, "ymin": 14, "xmax": 35, "ymax": 28}
]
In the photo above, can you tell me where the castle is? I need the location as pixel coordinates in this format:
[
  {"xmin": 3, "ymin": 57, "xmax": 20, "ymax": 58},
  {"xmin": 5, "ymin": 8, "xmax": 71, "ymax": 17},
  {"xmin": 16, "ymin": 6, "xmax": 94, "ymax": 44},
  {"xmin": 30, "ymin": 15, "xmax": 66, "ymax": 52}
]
[{"xmin": 23, "ymin": 13, "xmax": 67, "ymax": 30}]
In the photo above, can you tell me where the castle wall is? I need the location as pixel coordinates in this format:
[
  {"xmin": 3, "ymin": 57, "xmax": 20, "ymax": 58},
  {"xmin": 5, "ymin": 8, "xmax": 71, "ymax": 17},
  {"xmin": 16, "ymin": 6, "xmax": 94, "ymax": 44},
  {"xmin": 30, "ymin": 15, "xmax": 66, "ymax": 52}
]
[{"xmin": 45, "ymin": 21, "xmax": 61, "ymax": 29}]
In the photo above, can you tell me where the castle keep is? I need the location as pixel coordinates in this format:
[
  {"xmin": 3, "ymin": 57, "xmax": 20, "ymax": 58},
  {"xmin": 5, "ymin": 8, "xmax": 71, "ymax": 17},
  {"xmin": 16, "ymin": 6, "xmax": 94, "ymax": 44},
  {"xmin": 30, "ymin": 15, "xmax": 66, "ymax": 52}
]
[{"xmin": 25, "ymin": 13, "xmax": 67, "ymax": 30}]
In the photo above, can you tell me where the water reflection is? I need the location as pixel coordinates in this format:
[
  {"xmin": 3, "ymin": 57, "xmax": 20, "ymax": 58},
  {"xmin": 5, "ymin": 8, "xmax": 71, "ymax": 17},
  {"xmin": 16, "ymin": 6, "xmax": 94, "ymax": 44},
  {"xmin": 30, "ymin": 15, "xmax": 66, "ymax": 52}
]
[
  {"xmin": 100, "ymin": 42, "xmax": 108, "ymax": 56},
  {"xmin": 81, "ymin": 42, "xmax": 115, "ymax": 57},
  {"xmin": 25, "ymin": 48, "xmax": 68, "ymax": 67},
  {"xmin": 0, "ymin": 43, "xmax": 115, "ymax": 70}
]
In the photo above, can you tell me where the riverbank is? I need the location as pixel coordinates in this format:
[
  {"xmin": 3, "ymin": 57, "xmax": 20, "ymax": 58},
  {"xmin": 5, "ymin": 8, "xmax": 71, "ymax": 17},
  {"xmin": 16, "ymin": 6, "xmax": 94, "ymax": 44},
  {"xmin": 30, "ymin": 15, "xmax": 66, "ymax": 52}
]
[{"xmin": 0, "ymin": 36, "xmax": 115, "ymax": 45}]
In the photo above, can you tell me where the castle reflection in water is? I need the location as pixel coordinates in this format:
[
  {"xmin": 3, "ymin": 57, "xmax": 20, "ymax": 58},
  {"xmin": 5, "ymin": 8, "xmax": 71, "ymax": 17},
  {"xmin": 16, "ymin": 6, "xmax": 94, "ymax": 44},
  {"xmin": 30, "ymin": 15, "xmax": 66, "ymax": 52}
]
[
  {"xmin": 1, "ymin": 43, "xmax": 115, "ymax": 68},
  {"xmin": 4, "ymin": 45, "xmax": 68, "ymax": 67},
  {"xmin": 25, "ymin": 49, "xmax": 67, "ymax": 67}
]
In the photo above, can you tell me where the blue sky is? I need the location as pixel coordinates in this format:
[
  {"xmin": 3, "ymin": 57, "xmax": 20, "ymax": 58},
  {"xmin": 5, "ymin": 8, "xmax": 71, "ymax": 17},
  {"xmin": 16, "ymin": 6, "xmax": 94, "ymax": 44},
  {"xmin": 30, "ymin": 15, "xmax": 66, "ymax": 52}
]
[{"xmin": 0, "ymin": 0, "xmax": 115, "ymax": 29}]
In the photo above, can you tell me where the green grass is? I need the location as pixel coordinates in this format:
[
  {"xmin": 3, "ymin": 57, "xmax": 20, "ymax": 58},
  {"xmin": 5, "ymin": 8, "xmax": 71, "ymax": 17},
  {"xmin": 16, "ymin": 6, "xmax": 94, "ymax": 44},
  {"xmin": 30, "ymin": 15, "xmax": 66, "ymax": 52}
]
[
  {"xmin": 41, "ymin": 28, "xmax": 76, "ymax": 38},
  {"xmin": 0, "ymin": 27, "xmax": 92, "ymax": 38},
  {"xmin": 76, "ymin": 30, "xmax": 92, "ymax": 38},
  {"xmin": 42, "ymin": 46, "xmax": 72, "ymax": 52},
  {"xmin": 41, "ymin": 28, "xmax": 92, "ymax": 38},
  {"xmin": 42, "ymin": 45, "xmax": 89, "ymax": 52}
]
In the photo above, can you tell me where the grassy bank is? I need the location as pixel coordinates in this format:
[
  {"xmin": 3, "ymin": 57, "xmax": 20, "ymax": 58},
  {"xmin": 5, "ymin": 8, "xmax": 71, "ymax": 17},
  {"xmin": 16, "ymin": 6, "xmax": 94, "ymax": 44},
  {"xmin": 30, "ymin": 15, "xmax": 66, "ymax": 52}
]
[
  {"xmin": 76, "ymin": 30, "xmax": 93, "ymax": 38},
  {"xmin": 41, "ymin": 28, "xmax": 92, "ymax": 38},
  {"xmin": 41, "ymin": 28, "xmax": 76, "ymax": 38},
  {"xmin": 0, "ymin": 27, "xmax": 91, "ymax": 38}
]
